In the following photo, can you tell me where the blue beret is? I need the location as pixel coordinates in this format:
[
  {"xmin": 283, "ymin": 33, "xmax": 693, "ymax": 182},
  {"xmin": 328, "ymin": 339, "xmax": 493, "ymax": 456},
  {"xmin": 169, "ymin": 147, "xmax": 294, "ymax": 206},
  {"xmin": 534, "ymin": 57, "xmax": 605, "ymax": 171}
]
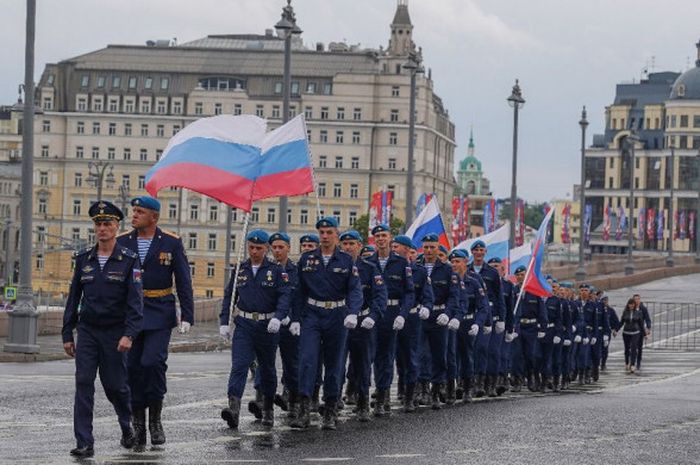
[
  {"xmin": 89, "ymin": 201, "xmax": 124, "ymax": 222},
  {"xmin": 246, "ymin": 229, "xmax": 269, "ymax": 244},
  {"xmin": 268, "ymin": 232, "xmax": 290, "ymax": 244},
  {"xmin": 438, "ymin": 245, "xmax": 449, "ymax": 254},
  {"xmin": 559, "ymin": 281, "xmax": 574, "ymax": 289},
  {"xmin": 421, "ymin": 233, "xmax": 440, "ymax": 242},
  {"xmin": 339, "ymin": 230, "xmax": 362, "ymax": 242},
  {"xmin": 579, "ymin": 283, "xmax": 590, "ymax": 289},
  {"xmin": 130, "ymin": 196, "xmax": 160, "ymax": 212},
  {"xmin": 299, "ymin": 234, "xmax": 319, "ymax": 244},
  {"xmin": 316, "ymin": 216, "xmax": 338, "ymax": 229},
  {"xmin": 371, "ymin": 223, "xmax": 390, "ymax": 235},
  {"xmin": 470, "ymin": 240, "xmax": 486, "ymax": 250},
  {"xmin": 360, "ymin": 245, "xmax": 376, "ymax": 255},
  {"xmin": 393, "ymin": 235, "xmax": 415, "ymax": 249},
  {"xmin": 551, "ymin": 278, "xmax": 559, "ymax": 284},
  {"xmin": 487, "ymin": 257, "xmax": 502, "ymax": 264},
  {"xmin": 514, "ymin": 265, "xmax": 527, "ymax": 274},
  {"xmin": 448, "ymin": 249, "xmax": 468, "ymax": 260}
]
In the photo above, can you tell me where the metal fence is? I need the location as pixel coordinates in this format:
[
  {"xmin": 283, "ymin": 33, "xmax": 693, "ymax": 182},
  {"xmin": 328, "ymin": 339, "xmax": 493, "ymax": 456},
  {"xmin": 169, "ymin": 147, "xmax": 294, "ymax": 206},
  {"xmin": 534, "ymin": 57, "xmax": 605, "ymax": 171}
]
[{"xmin": 644, "ymin": 302, "xmax": 700, "ymax": 351}]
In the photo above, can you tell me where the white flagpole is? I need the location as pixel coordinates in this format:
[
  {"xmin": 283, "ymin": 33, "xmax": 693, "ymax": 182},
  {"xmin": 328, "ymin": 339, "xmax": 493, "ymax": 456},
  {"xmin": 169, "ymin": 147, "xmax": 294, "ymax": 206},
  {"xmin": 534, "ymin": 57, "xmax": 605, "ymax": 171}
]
[{"xmin": 227, "ymin": 211, "xmax": 251, "ymax": 335}]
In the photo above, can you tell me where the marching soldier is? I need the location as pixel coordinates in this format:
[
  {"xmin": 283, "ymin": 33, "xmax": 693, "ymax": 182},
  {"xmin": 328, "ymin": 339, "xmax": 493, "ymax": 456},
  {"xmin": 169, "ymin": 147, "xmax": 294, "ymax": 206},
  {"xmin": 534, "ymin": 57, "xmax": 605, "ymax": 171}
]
[
  {"xmin": 62, "ymin": 201, "xmax": 143, "ymax": 458},
  {"xmin": 576, "ymin": 284, "xmax": 598, "ymax": 384},
  {"xmin": 290, "ymin": 217, "xmax": 362, "ymax": 430},
  {"xmin": 299, "ymin": 233, "xmax": 320, "ymax": 253},
  {"xmin": 601, "ymin": 295, "xmax": 620, "ymax": 370},
  {"xmin": 540, "ymin": 278, "xmax": 564, "ymax": 392},
  {"xmin": 489, "ymin": 257, "xmax": 515, "ymax": 395},
  {"xmin": 117, "ymin": 195, "xmax": 194, "ymax": 447},
  {"xmin": 512, "ymin": 266, "xmax": 547, "ymax": 392},
  {"xmin": 366, "ymin": 224, "xmax": 414, "ymax": 416},
  {"xmin": 220, "ymin": 230, "xmax": 291, "ymax": 429}
]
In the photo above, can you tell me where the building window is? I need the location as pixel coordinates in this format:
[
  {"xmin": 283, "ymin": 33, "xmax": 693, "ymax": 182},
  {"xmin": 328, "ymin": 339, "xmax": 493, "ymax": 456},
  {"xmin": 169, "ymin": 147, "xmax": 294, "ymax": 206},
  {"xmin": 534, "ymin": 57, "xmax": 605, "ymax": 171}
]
[
  {"xmin": 189, "ymin": 262, "xmax": 196, "ymax": 276},
  {"xmin": 122, "ymin": 175, "xmax": 130, "ymax": 189},
  {"xmin": 288, "ymin": 208, "xmax": 292, "ymax": 225},
  {"xmin": 77, "ymin": 98, "xmax": 87, "ymax": 111},
  {"xmin": 319, "ymin": 155, "xmax": 327, "ymax": 168},
  {"xmin": 680, "ymin": 115, "xmax": 689, "ymax": 128},
  {"xmin": 188, "ymin": 233, "xmax": 198, "ymax": 249},
  {"xmin": 391, "ymin": 86, "xmax": 400, "ymax": 97},
  {"xmin": 76, "ymin": 146, "xmax": 84, "ymax": 158},
  {"xmin": 388, "ymin": 158, "xmax": 397, "ymax": 169},
  {"xmin": 209, "ymin": 205, "xmax": 218, "ymax": 222},
  {"xmin": 267, "ymin": 208, "xmax": 276, "ymax": 223},
  {"xmin": 233, "ymin": 104, "xmax": 242, "ymax": 115},
  {"xmin": 274, "ymin": 82, "xmax": 283, "ymax": 94},
  {"xmin": 208, "ymin": 234, "xmax": 217, "ymax": 251},
  {"xmin": 36, "ymin": 254, "xmax": 44, "ymax": 271},
  {"xmin": 140, "ymin": 124, "xmax": 149, "ymax": 136},
  {"xmin": 190, "ymin": 204, "xmax": 199, "ymax": 221},
  {"xmin": 306, "ymin": 82, "xmax": 317, "ymax": 94},
  {"xmin": 39, "ymin": 171, "xmax": 48, "ymax": 186},
  {"xmin": 336, "ymin": 131, "xmax": 344, "ymax": 144},
  {"xmin": 91, "ymin": 147, "xmax": 99, "ymax": 159},
  {"xmin": 351, "ymin": 157, "xmax": 359, "ymax": 169},
  {"xmin": 323, "ymin": 83, "xmax": 332, "ymax": 95},
  {"xmin": 353, "ymin": 107, "xmax": 362, "ymax": 120},
  {"xmin": 40, "ymin": 145, "xmax": 49, "ymax": 157},
  {"xmin": 333, "ymin": 183, "xmax": 342, "ymax": 197},
  {"xmin": 304, "ymin": 106, "xmax": 313, "ymax": 119},
  {"xmin": 161, "ymin": 77, "xmax": 170, "ymax": 90},
  {"xmin": 390, "ymin": 109, "xmax": 399, "ymax": 122},
  {"xmin": 272, "ymin": 105, "xmax": 280, "ymax": 119},
  {"xmin": 291, "ymin": 82, "xmax": 300, "ymax": 95},
  {"xmin": 138, "ymin": 175, "xmax": 145, "ymax": 189},
  {"xmin": 173, "ymin": 125, "xmax": 180, "ymax": 136},
  {"xmin": 307, "ymin": 130, "xmax": 311, "ymax": 142},
  {"xmin": 107, "ymin": 147, "xmax": 115, "ymax": 160},
  {"xmin": 87, "ymin": 228, "xmax": 95, "ymax": 244},
  {"xmin": 333, "ymin": 210, "xmax": 341, "ymax": 225},
  {"xmin": 207, "ymin": 263, "xmax": 215, "ymax": 278},
  {"xmin": 173, "ymin": 101, "xmax": 182, "ymax": 114},
  {"xmin": 108, "ymin": 123, "xmax": 116, "ymax": 135},
  {"xmin": 93, "ymin": 99, "xmax": 103, "ymax": 112},
  {"xmin": 320, "ymin": 130, "xmax": 328, "ymax": 143},
  {"xmin": 337, "ymin": 107, "xmax": 345, "ymax": 120},
  {"xmin": 156, "ymin": 124, "xmax": 164, "ymax": 137},
  {"xmin": 156, "ymin": 149, "xmax": 163, "ymax": 160},
  {"xmin": 73, "ymin": 200, "xmax": 82, "ymax": 216},
  {"xmin": 140, "ymin": 100, "xmax": 151, "ymax": 113},
  {"xmin": 81, "ymin": 75, "xmax": 89, "ymax": 87},
  {"xmin": 72, "ymin": 228, "xmax": 81, "ymax": 242},
  {"xmin": 195, "ymin": 102, "xmax": 203, "ymax": 115},
  {"xmin": 255, "ymin": 104, "xmax": 264, "ymax": 117},
  {"xmin": 124, "ymin": 123, "xmax": 132, "ymax": 136},
  {"xmin": 168, "ymin": 203, "xmax": 177, "ymax": 219},
  {"xmin": 349, "ymin": 211, "xmax": 357, "ymax": 226},
  {"xmin": 144, "ymin": 77, "xmax": 153, "ymax": 89},
  {"xmin": 335, "ymin": 156, "xmax": 343, "ymax": 168},
  {"xmin": 42, "ymin": 97, "xmax": 52, "ymax": 110},
  {"xmin": 318, "ymin": 182, "xmax": 326, "ymax": 197},
  {"xmin": 74, "ymin": 173, "xmax": 82, "ymax": 187},
  {"xmin": 251, "ymin": 207, "xmax": 259, "ymax": 223},
  {"xmin": 125, "ymin": 100, "xmax": 135, "ymax": 113},
  {"xmin": 108, "ymin": 99, "xmax": 118, "ymax": 112},
  {"xmin": 300, "ymin": 209, "xmax": 309, "ymax": 225},
  {"xmin": 320, "ymin": 107, "xmax": 329, "ymax": 120},
  {"xmin": 128, "ymin": 76, "xmax": 137, "ymax": 89},
  {"xmin": 230, "ymin": 233, "xmax": 236, "ymax": 251},
  {"xmin": 42, "ymin": 120, "xmax": 51, "ymax": 132},
  {"xmin": 123, "ymin": 148, "xmax": 131, "ymax": 160},
  {"xmin": 214, "ymin": 103, "xmax": 222, "ymax": 115},
  {"xmin": 352, "ymin": 131, "xmax": 361, "ymax": 144},
  {"xmin": 389, "ymin": 132, "xmax": 398, "ymax": 145},
  {"xmin": 350, "ymin": 184, "xmax": 358, "ymax": 198},
  {"xmin": 38, "ymin": 198, "xmax": 47, "ymax": 214},
  {"xmin": 90, "ymin": 122, "xmax": 99, "ymax": 135}
]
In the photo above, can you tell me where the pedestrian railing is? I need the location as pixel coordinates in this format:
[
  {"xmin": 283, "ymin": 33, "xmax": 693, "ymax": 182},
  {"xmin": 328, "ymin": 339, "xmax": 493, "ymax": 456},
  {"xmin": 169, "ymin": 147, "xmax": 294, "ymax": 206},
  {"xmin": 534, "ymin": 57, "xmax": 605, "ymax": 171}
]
[{"xmin": 643, "ymin": 302, "xmax": 700, "ymax": 351}]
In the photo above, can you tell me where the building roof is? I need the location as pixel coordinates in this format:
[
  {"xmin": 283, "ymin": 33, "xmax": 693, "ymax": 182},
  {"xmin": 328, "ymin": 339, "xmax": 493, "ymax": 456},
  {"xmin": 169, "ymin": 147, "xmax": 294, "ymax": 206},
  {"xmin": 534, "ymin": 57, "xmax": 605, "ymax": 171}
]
[
  {"xmin": 459, "ymin": 155, "xmax": 481, "ymax": 172},
  {"xmin": 670, "ymin": 39, "xmax": 700, "ymax": 100},
  {"xmin": 392, "ymin": 2, "xmax": 412, "ymax": 26},
  {"xmin": 180, "ymin": 34, "xmax": 305, "ymax": 51}
]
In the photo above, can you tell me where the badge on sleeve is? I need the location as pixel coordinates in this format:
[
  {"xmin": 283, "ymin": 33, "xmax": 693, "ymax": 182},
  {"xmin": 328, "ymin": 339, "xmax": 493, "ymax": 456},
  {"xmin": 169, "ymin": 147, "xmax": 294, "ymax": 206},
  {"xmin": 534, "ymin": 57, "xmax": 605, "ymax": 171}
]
[
  {"xmin": 352, "ymin": 266, "xmax": 359, "ymax": 277},
  {"xmin": 451, "ymin": 275, "xmax": 458, "ymax": 284},
  {"xmin": 374, "ymin": 275, "xmax": 384, "ymax": 286},
  {"xmin": 405, "ymin": 266, "xmax": 412, "ymax": 277},
  {"xmin": 133, "ymin": 268, "xmax": 142, "ymax": 283},
  {"xmin": 281, "ymin": 272, "xmax": 289, "ymax": 283}
]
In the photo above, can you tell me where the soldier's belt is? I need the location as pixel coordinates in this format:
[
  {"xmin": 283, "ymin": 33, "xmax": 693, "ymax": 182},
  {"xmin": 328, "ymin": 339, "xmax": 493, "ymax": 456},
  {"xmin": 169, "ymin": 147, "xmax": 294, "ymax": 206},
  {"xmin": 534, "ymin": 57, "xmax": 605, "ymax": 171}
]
[
  {"xmin": 359, "ymin": 308, "xmax": 371, "ymax": 317},
  {"xmin": 586, "ymin": 325, "xmax": 594, "ymax": 330},
  {"xmin": 598, "ymin": 326, "xmax": 604, "ymax": 330},
  {"xmin": 143, "ymin": 287, "xmax": 173, "ymax": 298},
  {"xmin": 493, "ymin": 316, "xmax": 500, "ymax": 322},
  {"xmin": 547, "ymin": 323, "xmax": 555, "ymax": 328},
  {"xmin": 239, "ymin": 310, "xmax": 275, "ymax": 321},
  {"xmin": 307, "ymin": 298, "xmax": 345, "ymax": 309},
  {"xmin": 432, "ymin": 304, "xmax": 447, "ymax": 311},
  {"xmin": 520, "ymin": 318, "xmax": 537, "ymax": 324},
  {"xmin": 464, "ymin": 313, "xmax": 475, "ymax": 320},
  {"xmin": 387, "ymin": 299, "xmax": 400, "ymax": 306}
]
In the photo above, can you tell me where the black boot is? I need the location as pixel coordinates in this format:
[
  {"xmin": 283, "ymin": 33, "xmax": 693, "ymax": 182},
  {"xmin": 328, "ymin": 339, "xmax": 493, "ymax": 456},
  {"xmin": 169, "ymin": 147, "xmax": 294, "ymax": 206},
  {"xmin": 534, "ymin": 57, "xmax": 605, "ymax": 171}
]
[
  {"xmin": 526, "ymin": 373, "xmax": 535, "ymax": 392},
  {"xmin": 373, "ymin": 390, "xmax": 386, "ymax": 417},
  {"xmin": 290, "ymin": 396, "xmax": 311, "ymax": 429},
  {"xmin": 397, "ymin": 382, "xmax": 405, "ymax": 401},
  {"xmin": 262, "ymin": 396, "xmax": 274, "ymax": 427},
  {"xmin": 132, "ymin": 408, "xmax": 147, "ymax": 447},
  {"xmin": 274, "ymin": 387, "xmax": 289, "ymax": 412},
  {"xmin": 585, "ymin": 368, "xmax": 592, "ymax": 384},
  {"xmin": 512, "ymin": 375, "xmax": 523, "ymax": 393},
  {"xmin": 321, "ymin": 402, "xmax": 337, "ymax": 430},
  {"xmin": 70, "ymin": 446, "xmax": 94, "ymax": 458},
  {"xmin": 455, "ymin": 379, "xmax": 464, "ymax": 400},
  {"xmin": 431, "ymin": 383, "xmax": 442, "ymax": 410},
  {"xmin": 311, "ymin": 385, "xmax": 321, "ymax": 413},
  {"xmin": 592, "ymin": 366, "xmax": 600, "ymax": 382},
  {"xmin": 445, "ymin": 379, "xmax": 456, "ymax": 405},
  {"xmin": 419, "ymin": 381, "xmax": 430, "ymax": 406},
  {"xmin": 553, "ymin": 375, "xmax": 561, "ymax": 392},
  {"xmin": 148, "ymin": 400, "xmax": 166, "ymax": 445},
  {"xmin": 578, "ymin": 369, "xmax": 585, "ymax": 385},
  {"xmin": 287, "ymin": 390, "xmax": 299, "ymax": 419},
  {"xmin": 538, "ymin": 374, "xmax": 546, "ymax": 393},
  {"xmin": 383, "ymin": 389, "xmax": 391, "ymax": 415},
  {"xmin": 221, "ymin": 396, "xmax": 241, "ymax": 429},
  {"xmin": 462, "ymin": 378, "xmax": 473, "ymax": 403},
  {"xmin": 248, "ymin": 389, "xmax": 263, "ymax": 419},
  {"xmin": 357, "ymin": 394, "xmax": 370, "ymax": 422},
  {"xmin": 344, "ymin": 381, "xmax": 357, "ymax": 406},
  {"xmin": 486, "ymin": 375, "xmax": 497, "ymax": 397},
  {"xmin": 403, "ymin": 384, "xmax": 416, "ymax": 413},
  {"xmin": 495, "ymin": 375, "xmax": 507, "ymax": 396},
  {"xmin": 120, "ymin": 425, "xmax": 136, "ymax": 449},
  {"xmin": 474, "ymin": 375, "xmax": 486, "ymax": 397},
  {"xmin": 546, "ymin": 376, "xmax": 554, "ymax": 390}
]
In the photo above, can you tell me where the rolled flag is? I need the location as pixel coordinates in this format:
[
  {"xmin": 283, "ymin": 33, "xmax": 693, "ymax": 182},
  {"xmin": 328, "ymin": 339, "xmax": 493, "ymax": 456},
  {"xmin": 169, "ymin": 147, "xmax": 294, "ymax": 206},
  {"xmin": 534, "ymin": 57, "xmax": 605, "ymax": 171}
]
[
  {"xmin": 602, "ymin": 205, "xmax": 611, "ymax": 241},
  {"xmin": 561, "ymin": 203, "xmax": 571, "ymax": 244},
  {"xmin": 656, "ymin": 210, "xmax": 664, "ymax": 240},
  {"xmin": 522, "ymin": 208, "xmax": 555, "ymax": 298},
  {"xmin": 647, "ymin": 208, "xmax": 656, "ymax": 240},
  {"xmin": 456, "ymin": 221, "xmax": 510, "ymax": 263},
  {"xmin": 638, "ymin": 208, "xmax": 646, "ymax": 240},
  {"xmin": 616, "ymin": 206, "xmax": 626, "ymax": 241},
  {"xmin": 583, "ymin": 204, "xmax": 592, "ymax": 245},
  {"xmin": 689, "ymin": 212, "xmax": 696, "ymax": 240},
  {"xmin": 405, "ymin": 196, "xmax": 450, "ymax": 250},
  {"xmin": 680, "ymin": 210, "xmax": 687, "ymax": 240}
]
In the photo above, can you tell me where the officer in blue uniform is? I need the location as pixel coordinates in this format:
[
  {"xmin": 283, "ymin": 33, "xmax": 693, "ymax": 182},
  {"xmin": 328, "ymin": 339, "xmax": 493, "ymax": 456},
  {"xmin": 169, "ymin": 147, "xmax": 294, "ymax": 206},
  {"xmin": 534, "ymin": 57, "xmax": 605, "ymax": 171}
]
[
  {"xmin": 339, "ymin": 230, "xmax": 387, "ymax": 421},
  {"xmin": 299, "ymin": 233, "xmax": 320, "ymax": 253},
  {"xmin": 450, "ymin": 249, "xmax": 487, "ymax": 403},
  {"xmin": 415, "ymin": 234, "xmax": 459, "ymax": 409},
  {"xmin": 366, "ymin": 224, "xmax": 414, "ymax": 416},
  {"xmin": 360, "ymin": 245, "xmax": 376, "ymax": 258},
  {"xmin": 219, "ymin": 230, "xmax": 291, "ymax": 429},
  {"xmin": 392, "ymin": 234, "xmax": 433, "ymax": 412},
  {"xmin": 290, "ymin": 217, "xmax": 362, "ymax": 430},
  {"xmin": 540, "ymin": 278, "xmax": 563, "ymax": 392},
  {"xmin": 489, "ymin": 257, "xmax": 515, "ymax": 395},
  {"xmin": 601, "ymin": 295, "xmax": 620, "ymax": 371},
  {"xmin": 558, "ymin": 283, "xmax": 574, "ymax": 390},
  {"xmin": 468, "ymin": 240, "xmax": 506, "ymax": 398},
  {"xmin": 116, "ymin": 195, "xmax": 193, "ymax": 446},
  {"xmin": 590, "ymin": 290, "xmax": 609, "ymax": 382},
  {"xmin": 63, "ymin": 201, "xmax": 143, "ymax": 458},
  {"xmin": 576, "ymin": 284, "xmax": 598, "ymax": 384}
]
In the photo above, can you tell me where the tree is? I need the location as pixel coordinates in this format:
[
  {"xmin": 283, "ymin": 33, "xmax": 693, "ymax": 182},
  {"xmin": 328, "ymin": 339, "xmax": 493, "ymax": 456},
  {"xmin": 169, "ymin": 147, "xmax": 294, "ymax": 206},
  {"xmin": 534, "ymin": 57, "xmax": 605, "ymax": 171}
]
[{"xmin": 353, "ymin": 214, "xmax": 405, "ymax": 241}]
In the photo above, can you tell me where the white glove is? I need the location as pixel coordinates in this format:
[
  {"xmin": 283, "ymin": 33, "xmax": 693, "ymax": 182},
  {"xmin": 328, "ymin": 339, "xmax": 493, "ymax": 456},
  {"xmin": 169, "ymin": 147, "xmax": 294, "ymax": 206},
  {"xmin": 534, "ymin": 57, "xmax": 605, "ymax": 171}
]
[
  {"xmin": 219, "ymin": 325, "xmax": 231, "ymax": 338},
  {"xmin": 590, "ymin": 337, "xmax": 597, "ymax": 345},
  {"xmin": 553, "ymin": 336, "xmax": 561, "ymax": 344},
  {"xmin": 179, "ymin": 321, "xmax": 191, "ymax": 334},
  {"xmin": 604, "ymin": 340, "xmax": 609, "ymax": 347},
  {"xmin": 436, "ymin": 313, "xmax": 449, "ymax": 326},
  {"xmin": 267, "ymin": 318, "xmax": 281, "ymax": 334},
  {"xmin": 563, "ymin": 339, "xmax": 572, "ymax": 346},
  {"xmin": 582, "ymin": 337, "xmax": 589, "ymax": 345},
  {"xmin": 419, "ymin": 306, "xmax": 430, "ymax": 320},
  {"xmin": 505, "ymin": 332, "xmax": 514, "ymax": 343},
  {"xmin": 468, "ymin": 324, "xmax": 479, "ymax": 336},
  {"xmin": 495, "ymin": 321, "xmax": 505, "ymax": 334},
  {"xmin": 512, "ymin": 332, "xmax": 519, "ymax": 340},
  {"xmin": 344, "ymin": 314, "xmax": 358, "ymax": 329},
  {"xmin": 393, "ymin": 315, "xmax": 405, "ymax": 331},
  {"xmin": 603, "ymin": 335, "xmax": 610, "ymax": 343},
  {"xmin": 483, "ymin": 325, "xmax": 493, "ymax": 335},
  {"xmin": 281, "ymin": 316, "xmax": 291, "ymax": 326},
  {"xmin": 537, "ymin": 331, "xmax": 545, "ymax": 339},
  {"xmin": 361, "ymin": 316, "xmax": 375, "ymax": 330},
  {"xmin": 448, "ymin": 318, "xmax": 460, "ymax": 331},
  {"xmin": 572, "ymin": 325, "xmax": 577, "ymax": 333},
  {"xmin": 574, "ymin": 335, "xmax": 582, "ymax": 343},
  {"xmin": 289, "ymin": 322, "xmax": 301, "ymax": 336}
]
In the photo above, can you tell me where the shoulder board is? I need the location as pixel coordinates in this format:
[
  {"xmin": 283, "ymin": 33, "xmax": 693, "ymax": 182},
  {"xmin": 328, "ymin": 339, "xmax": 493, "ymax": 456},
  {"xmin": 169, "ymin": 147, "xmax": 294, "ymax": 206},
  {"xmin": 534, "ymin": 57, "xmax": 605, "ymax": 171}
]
[
  {"xmin": 160, "ymin": 229, "xmax": 180, "ymax": 239},
  {"xmin": 121, "ymin": 247, "xmax": 138, "ymax": 259},
  {"xmin": 73, "ymin": 247, "xmax": 92, "ymax": 258}
]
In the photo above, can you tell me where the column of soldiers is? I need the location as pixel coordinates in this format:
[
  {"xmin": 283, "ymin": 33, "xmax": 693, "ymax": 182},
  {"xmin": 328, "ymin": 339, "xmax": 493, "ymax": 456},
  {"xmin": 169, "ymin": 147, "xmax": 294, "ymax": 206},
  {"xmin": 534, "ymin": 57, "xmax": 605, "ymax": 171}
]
[{"xmin": 62, "ymin": 199, "xmax": 626, "ymax": 457}]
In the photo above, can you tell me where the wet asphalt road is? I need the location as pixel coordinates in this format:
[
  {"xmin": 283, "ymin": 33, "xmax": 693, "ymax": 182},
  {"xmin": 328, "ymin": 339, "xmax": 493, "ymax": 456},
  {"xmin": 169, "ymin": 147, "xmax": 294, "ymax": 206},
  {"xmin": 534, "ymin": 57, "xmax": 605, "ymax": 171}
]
[{"xmin": 1, "ymin": 275, "xmax": 700, "ymax": 465}]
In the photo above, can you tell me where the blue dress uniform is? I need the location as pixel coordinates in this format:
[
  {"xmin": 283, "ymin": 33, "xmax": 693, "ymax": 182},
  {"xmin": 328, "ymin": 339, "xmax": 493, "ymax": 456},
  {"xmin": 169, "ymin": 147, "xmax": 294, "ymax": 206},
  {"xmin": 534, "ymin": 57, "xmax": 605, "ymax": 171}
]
[
  {"xmin": 539, "ymin": 293, "xmax": 564, "ymax": 391},
  {"xmin": 291, "ymin": 218, "xmax": 363, "ymax": 429},
  {"xmin": 117, "ymin": 196, "xmax": 193, "ymax": 446},
  {"xmin": 499, "ymin": 275, "xmax": 516, "ymax": 387},
  {"xmin": 590, "ymin": 298, "xmax": 610, "ymax": 381},
  {"xmin": 512, "ymin": 286, "xmax": 547, "ymax": 391},
  {"xmin": 366, "ymin": 245, "xmax": 414, "ymax": 415},
  {"xmin": 219, "ymin": 231, "xmax": 291, "ymax": 429},
  {"xmin": 455, "ymin": 266, "xmax": 488, "ymax": 402},
  {"xmin": 569, "ymin": 297, "xmax": 583, "ymax": 381},
  {"xmin": 62, "ymin": 201, "xmax": 143, "ymax": 457},
  {"xmin": 416, "ymin": 253, "xmax": 459, "ymax": 408},
  {"xmin": 577, "ymin": 297, "xmax": 599, "ymax": 384},
  {"xmin": 602, "ymin": 300, "xmax": 620, "ymax": 370},
  {"xmin": 559, "ymin": 296, "xmax": 573, "ymax": 389}
]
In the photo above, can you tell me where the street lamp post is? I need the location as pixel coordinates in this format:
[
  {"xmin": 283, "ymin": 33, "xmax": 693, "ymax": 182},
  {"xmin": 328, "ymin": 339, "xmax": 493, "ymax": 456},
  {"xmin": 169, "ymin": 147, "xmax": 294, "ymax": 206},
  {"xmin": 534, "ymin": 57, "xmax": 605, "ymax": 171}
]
[
  {"xmin": 116, "ymin": 184, "xmax": 130, "ymax": 231},
  {"xmin": 87, "ymin": 160, "xmax": 115, "ymax": 201},
  {"xmin": 666, "ymin": 147, "xmax": 675, "ymax": 267},
  {"xmin": 403, "ymin": 51, "xmax": 423, "ymax": 226},
  {"xmin": 507, "ymin": 80, "xmax": 525, "ymax": 249},
  {"xmin": 4, "ymin": 0, "xmax": 39, "ymax": 354},
  {"xmin": 275, "ymin": 0, "xmax": 301, "ymax": 233},
  {"xmin": 576, "ymin": 106, "xmax": 588, "ymax": 282},
  {"xmin": 624, "ymin": 133, "xmax": 640, "ymax": 276}
]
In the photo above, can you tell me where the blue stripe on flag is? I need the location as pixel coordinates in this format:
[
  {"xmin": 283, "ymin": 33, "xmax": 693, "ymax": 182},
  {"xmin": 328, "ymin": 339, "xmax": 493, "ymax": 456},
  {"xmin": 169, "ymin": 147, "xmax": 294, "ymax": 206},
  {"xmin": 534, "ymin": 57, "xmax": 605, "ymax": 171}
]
[{"xmin": 409, "ymin": 214, "xmax": 445, "ymax": 249}]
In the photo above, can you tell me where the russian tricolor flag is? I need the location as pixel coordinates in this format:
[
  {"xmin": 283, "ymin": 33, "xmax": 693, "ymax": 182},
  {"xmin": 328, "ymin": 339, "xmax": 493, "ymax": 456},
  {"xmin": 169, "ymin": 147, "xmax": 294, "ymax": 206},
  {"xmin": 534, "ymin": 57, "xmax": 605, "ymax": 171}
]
[
  {"xmin": 455, "ymin": 222, "xmax": 510, "ymax": 262},
  {"xmin": 405, "ymin": 196, "xmax": 450, "ymax": 250},
  {"xmin": 522, "ymin": 209, "xmax": 554, "ymax": 298},
  {"xmin": 145, "ymin": 114, "xmax": 314, "ymax": 211},
  {"xmin": 508, "ymin": 242, "xmax": 531, "ymax": 276}
]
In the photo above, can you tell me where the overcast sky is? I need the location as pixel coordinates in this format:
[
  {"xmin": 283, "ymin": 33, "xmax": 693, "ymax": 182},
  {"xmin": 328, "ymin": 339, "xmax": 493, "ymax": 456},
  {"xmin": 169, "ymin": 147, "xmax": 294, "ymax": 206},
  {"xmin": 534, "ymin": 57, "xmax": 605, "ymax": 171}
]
[{"xmin": 2, "ymin": 0, "xmax": 699, "ymax": 202}]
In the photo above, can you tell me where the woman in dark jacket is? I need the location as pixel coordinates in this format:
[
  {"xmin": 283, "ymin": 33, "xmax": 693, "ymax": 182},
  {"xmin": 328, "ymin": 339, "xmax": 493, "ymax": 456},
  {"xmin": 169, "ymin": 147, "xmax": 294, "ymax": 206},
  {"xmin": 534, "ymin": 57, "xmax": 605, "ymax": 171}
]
[{"xmin": 620, "ymin": 298, "xmax": 645, "ymax": 374}]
